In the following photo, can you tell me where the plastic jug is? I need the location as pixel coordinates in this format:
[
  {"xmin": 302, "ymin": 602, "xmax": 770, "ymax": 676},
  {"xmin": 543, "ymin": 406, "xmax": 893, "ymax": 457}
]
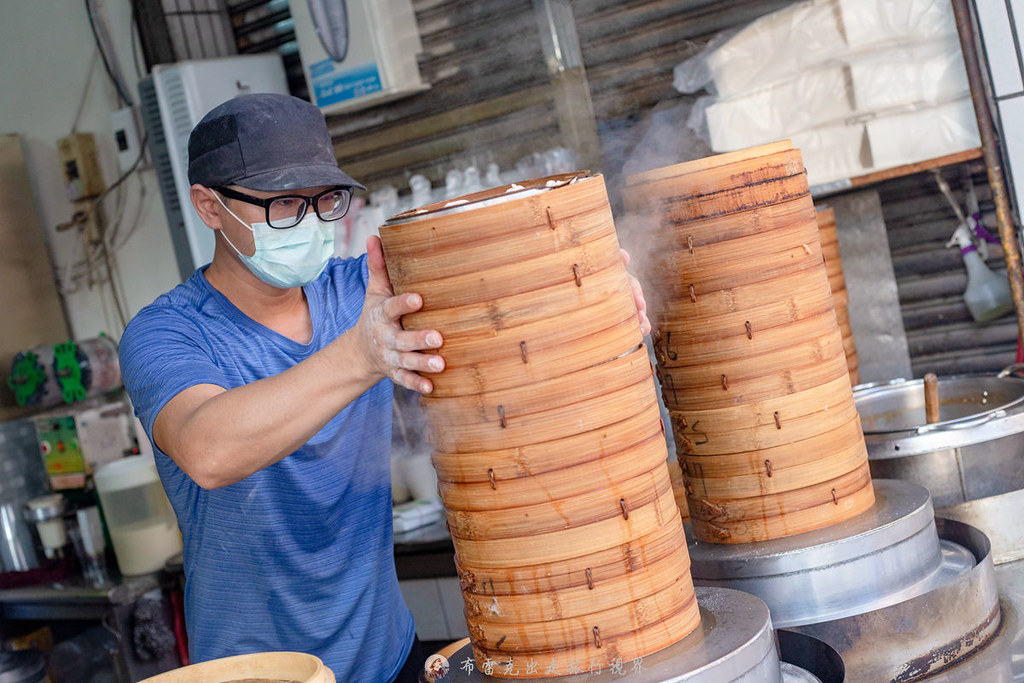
[{"xmin": 93, "ymin": 456, "xmax": 182, "ymax": 576}]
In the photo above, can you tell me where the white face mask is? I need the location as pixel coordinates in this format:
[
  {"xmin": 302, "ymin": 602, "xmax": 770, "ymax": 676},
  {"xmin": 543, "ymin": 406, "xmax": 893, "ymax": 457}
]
[{"xmin": 213, "ymin": 192, "xmax": 335, "ymax": 288}]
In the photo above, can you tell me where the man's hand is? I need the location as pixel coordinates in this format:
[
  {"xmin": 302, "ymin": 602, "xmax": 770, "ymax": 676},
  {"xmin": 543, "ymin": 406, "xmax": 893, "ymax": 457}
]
[
  {"xmin": 355, "ymin": 236, "xmax": 444, "ymax": 394},
  {"xmin": 621, "ymin": 248, "xmax": 651, "ymax": 336}
]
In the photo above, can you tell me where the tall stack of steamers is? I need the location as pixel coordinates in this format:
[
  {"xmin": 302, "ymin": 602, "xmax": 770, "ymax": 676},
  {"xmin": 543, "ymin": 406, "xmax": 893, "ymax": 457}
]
[{"xmin": 379, "ymin": 141, "xmax": 1003, "ymax": 681}]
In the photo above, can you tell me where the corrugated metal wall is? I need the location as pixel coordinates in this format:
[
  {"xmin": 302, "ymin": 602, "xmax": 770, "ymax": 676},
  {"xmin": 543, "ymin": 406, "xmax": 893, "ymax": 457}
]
[
  {"xmin": 154, "ymin": 0, "xmax": 1020, "ymax": 378},
  {"xmin": 877, "ymin": 162, "xmax": 1018, "ymax": 377},
  {"xmin": 322, "ymin": 0, "xmax": 793, "ymax": 189}
]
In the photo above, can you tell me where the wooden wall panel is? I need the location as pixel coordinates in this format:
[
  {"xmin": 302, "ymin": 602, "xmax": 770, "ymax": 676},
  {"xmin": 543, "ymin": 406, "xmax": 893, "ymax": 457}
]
[{"xmin": 0, "ymin": 135, "xmax": 71, "ymax": 418}]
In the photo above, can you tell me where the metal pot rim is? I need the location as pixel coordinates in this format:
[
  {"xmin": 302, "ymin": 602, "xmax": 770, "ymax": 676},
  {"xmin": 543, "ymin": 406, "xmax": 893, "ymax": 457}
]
[{"xmin": 855, "ymin": 372, "xmax": 1024, "ymax": 457}]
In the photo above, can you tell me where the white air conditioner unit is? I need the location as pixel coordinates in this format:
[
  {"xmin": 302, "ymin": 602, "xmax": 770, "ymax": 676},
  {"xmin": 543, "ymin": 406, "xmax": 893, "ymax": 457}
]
[
  {"xmin": 289, "ymin": 0, "xmax": 428, "ymax": 115},
  {"xmin": 140, "ymin": 55, "xmax": 289, "ymax": 279}
]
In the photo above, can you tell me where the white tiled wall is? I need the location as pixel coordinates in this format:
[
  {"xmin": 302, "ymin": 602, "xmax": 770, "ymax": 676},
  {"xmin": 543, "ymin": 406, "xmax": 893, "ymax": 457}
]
[
  {"xmin": 975, "ymin": 0, "xmax": 1024, "ymax": 214},
  {"xmin": 399, "ymin": 577, "xmax": 469, "ymax": 641}
]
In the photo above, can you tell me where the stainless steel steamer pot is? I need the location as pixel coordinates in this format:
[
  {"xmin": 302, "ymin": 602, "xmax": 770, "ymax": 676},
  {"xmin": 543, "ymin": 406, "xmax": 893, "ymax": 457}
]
[{"xmin": 855, "ymin": 370, "xmax": 1024, "ymax": 508}]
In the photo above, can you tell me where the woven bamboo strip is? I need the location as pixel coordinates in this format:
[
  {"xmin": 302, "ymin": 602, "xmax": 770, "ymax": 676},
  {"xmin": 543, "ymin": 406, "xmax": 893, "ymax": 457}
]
[
  {"xmin": 467, "ymin": 575, "xmax": 697, "ymax": 651},
  {"xmin": 650, "ymin": 238, "xmax": 824, "ymax": 295},
  {"xmin": 669, "ymin": 398, "xmax": 860, "ymax": 457},
  {"xmin": 421, "ymin": 346, "xmax": 651, "ymax": 427},
  {"xmin": 432, "ymin": 318, "xmax": 642, "ymax": 398},
  {"xmin": 658, "ymin": 219, "xmax": 822, "ymax": 279},
  {"xmin": 452, "ymin": 486, "xmax": 679, "ymax": 568},
  {"xmin": 655, "ymin": 310, "xmax": 840, "ymax": 367},
  {"xmin": 650, "ymin": 195, "xmax": 818, "ymax": 250},
  {"xmin": 439, "ymin": 292, "xmax": 637, "ymax": 365},
  {"xmin": 665, "ymin": 373, "xmax": 853, "ymax": 431},
  {"xmin": 462, "ymin": 540, "xmax": 689, "ymax": 623},
  {"xmin": 457, "ymin": 513, "xmax": 685, "ymax": 597},
  {"xmin": 627, "ymin": 160, "xmax": 809, "ymax": 224},
  {"xmin": 688, "ymin": 463, "xmax": 874, "ymax": 543},
  {"xmin": 654, "ymin": 289, "xmax": 835, "ymax": 347},
  {"xmin": 431, "ymin": 403, "xmax": 663, "ymax": 484},
  {"xmin": 624, "ymin": 140, "xmax": 795, "ymax": 185},
  {"xmin": 425, "ymin": 378, "xmax": 657, "ymax": 453},
  {"xmin": 447, "ymin": 463, "xmax": 671, "ymax": 540},
  {"xmin": 401, "ymin": 261, "xmax": 631, "ymax": 336},
  {"xmin": 655, "ymin": 327, "xmax": 843, "ymax": 380},
  {"xmin": 391, "ymin": 232, "xmax": 624, "ymax": 309},
  {"xmin": 650, "ymin": 262, "xmax": 831, "ymax": 320},
  {"xmin": 678, "ymin": 414, "xmax": 864, "ymax": 477},
  {"xmin": 683, "ymin": 439, "xmax": 867, "ymax": 499},
  {"xmin": 666, "ymin": 460, "xmax": 690, "ymax": 522},
  {"xmin": 381, "ymin": 172, "xmax": 601, "ymax": 255},
  {"xmin": 469, "ymin": 588, "xmax": 700, "ymax": 678},
  {"xmin": 440, "ymin": 432, "xmax": 668, "ymax": 512},
  {"xmin": 657, "ymin": 348, "xmax": 850, "ymax": 410}
]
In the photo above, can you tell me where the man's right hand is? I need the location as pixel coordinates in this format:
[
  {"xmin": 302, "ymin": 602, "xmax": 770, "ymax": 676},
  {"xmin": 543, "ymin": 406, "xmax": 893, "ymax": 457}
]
[{"xmin": 352, "ymin": 235, "xmax": 444, "ymax": 395}]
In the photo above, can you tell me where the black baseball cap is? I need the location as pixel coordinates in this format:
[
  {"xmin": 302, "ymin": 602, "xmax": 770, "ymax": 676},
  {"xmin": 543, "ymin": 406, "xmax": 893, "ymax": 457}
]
[{"xmin": 187, "ymin": 93, "xmax": 364, "ymax": 192}]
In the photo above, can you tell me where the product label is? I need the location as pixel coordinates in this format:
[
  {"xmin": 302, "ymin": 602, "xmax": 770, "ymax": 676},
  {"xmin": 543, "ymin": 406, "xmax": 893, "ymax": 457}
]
[{"xmin": 312, "ymin": 60, "xmax": 383, "ymax": 107}]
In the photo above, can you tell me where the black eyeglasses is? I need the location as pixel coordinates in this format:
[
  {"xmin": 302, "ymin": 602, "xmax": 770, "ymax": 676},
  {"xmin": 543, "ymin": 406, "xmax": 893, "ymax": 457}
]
[{"xmin": 213, "ymin": 186, "xmax": 354, "ymax": 229}]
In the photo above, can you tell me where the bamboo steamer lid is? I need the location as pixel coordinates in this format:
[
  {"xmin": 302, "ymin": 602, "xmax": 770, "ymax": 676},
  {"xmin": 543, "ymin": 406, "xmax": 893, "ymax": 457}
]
[
  {"xmin": 380, "ymin": 173, "xmax": 699, "ymax": 674},
  {"xmin": 624, "ymin": 143, "xmax": 873, "ymax": 544}
]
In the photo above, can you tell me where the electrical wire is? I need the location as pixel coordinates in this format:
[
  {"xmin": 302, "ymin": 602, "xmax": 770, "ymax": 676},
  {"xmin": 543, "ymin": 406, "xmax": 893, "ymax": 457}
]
[
  {"xmin": 71, "ymin": 51, "xmax": 101, "ymax": 134},
  {"xmin": 84, "ymin": 0, "xmax": 133, "ymax": 106}
]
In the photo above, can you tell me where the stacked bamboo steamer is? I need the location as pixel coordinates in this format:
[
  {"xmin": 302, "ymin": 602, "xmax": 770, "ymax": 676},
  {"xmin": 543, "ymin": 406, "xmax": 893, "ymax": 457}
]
[
  {"xmin": 380, "ymin": 173, "xmax": 700, "ymax": 676},
  {"xmin": 622, "ymin": 141, "xmax": 875, "ymax": 545},
  {"xmin": 817, "ymin": 208, "xmax": 860, "ymax": 386}
]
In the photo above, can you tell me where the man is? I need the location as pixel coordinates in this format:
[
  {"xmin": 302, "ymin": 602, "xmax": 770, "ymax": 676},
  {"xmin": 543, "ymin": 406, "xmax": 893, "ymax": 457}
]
[{"xmin": 119, "ymin": 93, "xmax": 444, "ymax": 681}]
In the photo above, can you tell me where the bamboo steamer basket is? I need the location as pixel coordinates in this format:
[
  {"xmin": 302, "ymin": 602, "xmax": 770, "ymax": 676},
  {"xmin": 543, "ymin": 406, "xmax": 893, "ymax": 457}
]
[
  {"xmin": 666, "ymin": 460, "xmax": 691, "ymax": 522},
  {"xmin": 138, "ymin": 652, "xmax": 334, "ymax": 683},
  {"xmin": 816, "ymin": 207, "xmax": 860, "ymax": 385},
  {"xmin": 624, "ymin": 141, "xmax": 873, "ymax": 544},
  {"xmin": 458, "ymin": 512, "xmax": 685, "ymax": 596},
  {"xmin": 380, "ymin": 172, "xmax": 699, "ymax": 676},
  {"xmin": 431, "ymin": 402, "xmax": 663, "ymax": 484},
  {"xmin": 469, "ymin": 583, "xmax": 698, "ymax": 675}
]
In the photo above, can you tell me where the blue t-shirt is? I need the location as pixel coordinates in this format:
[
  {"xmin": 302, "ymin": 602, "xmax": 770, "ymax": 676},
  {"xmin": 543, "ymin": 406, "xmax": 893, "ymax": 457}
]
[{"xmin": 119, "ymin": 256, "xmax": 414, "ymax": 681}]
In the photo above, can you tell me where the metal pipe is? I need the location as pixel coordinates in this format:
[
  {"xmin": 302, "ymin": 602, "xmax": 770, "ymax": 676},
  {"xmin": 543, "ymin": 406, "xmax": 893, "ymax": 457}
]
[{"xmin": 952, "ymin": 0, "xmax": 1024, "ymax": 346}]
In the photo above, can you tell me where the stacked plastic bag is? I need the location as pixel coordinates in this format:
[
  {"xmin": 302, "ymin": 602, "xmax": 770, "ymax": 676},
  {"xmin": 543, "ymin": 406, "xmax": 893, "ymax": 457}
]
[{"xmin": 676, "ymin": 0, "xmax": 980, "ymax": 188}]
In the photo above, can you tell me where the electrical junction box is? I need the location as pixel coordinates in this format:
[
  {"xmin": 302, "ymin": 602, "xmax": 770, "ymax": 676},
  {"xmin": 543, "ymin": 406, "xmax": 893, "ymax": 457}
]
[
  {"xmin": 110, "ymin": 105, "xmax": 145, "ymax": 174},
  {"xmin": 56, "ymin": 133, "xmax": 106, "ymax": 201},
  {"xmin": 289, "ymin": 0, "xmax": 429, "ymax": 115}
]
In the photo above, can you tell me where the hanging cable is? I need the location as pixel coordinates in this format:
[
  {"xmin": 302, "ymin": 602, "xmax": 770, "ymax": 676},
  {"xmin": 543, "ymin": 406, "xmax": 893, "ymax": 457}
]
[{"xmin": 84, "ymin": 0, "xmax": 133, "ymax": 106}]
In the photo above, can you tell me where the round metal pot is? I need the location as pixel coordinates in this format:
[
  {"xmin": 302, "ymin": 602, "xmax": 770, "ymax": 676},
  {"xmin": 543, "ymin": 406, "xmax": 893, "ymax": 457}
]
[{"xmin": 854, "ymin": 369, "xmax": 1024, "ymax": 563}]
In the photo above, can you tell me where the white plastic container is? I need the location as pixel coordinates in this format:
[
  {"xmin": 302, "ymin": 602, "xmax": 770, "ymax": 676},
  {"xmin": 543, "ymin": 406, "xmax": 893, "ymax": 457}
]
[{"xmin": 93, "ymin": 456, "xmax": 182, "ymax": 576}]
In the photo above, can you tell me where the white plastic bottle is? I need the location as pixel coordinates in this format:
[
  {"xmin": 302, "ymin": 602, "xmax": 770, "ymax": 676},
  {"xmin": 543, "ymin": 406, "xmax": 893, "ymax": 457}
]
[{"xmin": 946, "ymin": 224, "xmax": 1014, "ymax": 322}]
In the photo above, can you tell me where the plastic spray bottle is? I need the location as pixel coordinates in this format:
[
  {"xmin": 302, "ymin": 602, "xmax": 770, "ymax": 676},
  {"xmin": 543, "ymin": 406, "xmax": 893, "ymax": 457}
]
[{"xmin": 946, "ymin": 223, "xmax": 1013, "ymax": 322}]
